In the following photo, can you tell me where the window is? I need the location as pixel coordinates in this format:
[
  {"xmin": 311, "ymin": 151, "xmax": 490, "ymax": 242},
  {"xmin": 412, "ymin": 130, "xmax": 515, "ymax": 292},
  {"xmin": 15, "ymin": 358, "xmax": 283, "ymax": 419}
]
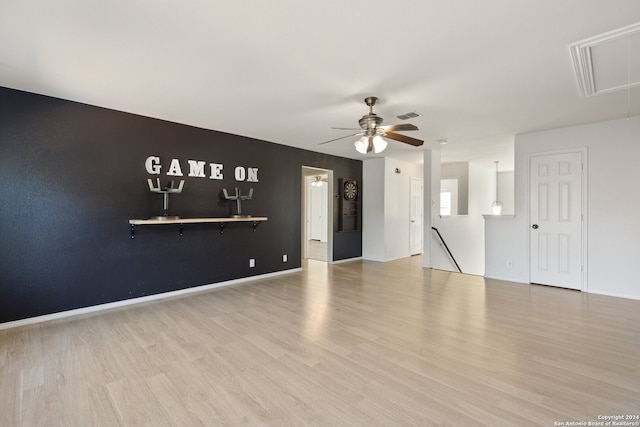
[
  {"xmin": 440, "ymin": 191, "xmax": 452, "ymax": 216},
  {"xmin": 440, "ymin": 178, "xmax": 459, "ymax": 216}
]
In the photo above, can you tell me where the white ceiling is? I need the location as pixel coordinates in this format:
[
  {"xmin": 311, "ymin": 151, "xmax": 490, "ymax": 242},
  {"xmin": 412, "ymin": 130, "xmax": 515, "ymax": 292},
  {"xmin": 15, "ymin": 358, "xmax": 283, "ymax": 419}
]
[{"xmin": 2, "ymin": 1, "xmax": 640, "ymax": 171}]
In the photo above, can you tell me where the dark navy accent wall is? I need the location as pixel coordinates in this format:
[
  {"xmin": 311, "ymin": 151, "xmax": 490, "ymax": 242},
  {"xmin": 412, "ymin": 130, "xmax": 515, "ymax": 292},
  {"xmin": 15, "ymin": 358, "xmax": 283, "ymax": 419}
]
[{"xmin": 0, "ymin": 87, "xmax": 362, "ymax": 323}]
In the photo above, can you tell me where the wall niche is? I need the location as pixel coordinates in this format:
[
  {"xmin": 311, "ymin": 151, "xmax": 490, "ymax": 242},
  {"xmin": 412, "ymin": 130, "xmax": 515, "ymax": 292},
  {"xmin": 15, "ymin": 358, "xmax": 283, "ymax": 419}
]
[{"xmin": 440, "ymin": 162, "xmax": 469, "ymax": 216}]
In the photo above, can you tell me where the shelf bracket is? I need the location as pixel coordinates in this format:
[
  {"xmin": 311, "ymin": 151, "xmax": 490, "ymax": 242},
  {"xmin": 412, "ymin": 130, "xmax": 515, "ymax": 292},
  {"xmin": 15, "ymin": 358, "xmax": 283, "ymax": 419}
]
[
  {"xmin": 179, "ymin": 223, "xmax": 184, "ymax": 236},
  {"xmin": 219, "ymin": 223, "xmax": 226, "ymax": 234},
  {"xmin": 130, "ymin": 224, "xmax": 136, "ymax": 239},
  {"xmin": 252, "ymin": 221, "xmax": 261, "ymax": 231}
]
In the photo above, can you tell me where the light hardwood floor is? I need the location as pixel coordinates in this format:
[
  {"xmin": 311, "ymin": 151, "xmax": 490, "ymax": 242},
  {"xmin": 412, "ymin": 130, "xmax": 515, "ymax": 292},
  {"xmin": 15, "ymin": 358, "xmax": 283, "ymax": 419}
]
[
  {"xmin": 306, "ymin": 239, "xmax": 327, "ymax": 262},
  {"xmin": 1, "ymin": 257, "xmax": 639, "ymax": 426}
]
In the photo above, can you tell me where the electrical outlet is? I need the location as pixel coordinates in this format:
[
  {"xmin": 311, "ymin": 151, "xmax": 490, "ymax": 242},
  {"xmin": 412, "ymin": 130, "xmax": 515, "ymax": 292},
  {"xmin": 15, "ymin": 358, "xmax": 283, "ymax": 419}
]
[
  {"xmin": 282, "ymin": 254, "xmax": 287, "ymax": 262},
  {"xmin": 507, "ymin": 260, "xmax": 513, "ymax": 268},
  {"xmin": 249, "ymin": 258, "xmax": 255, "ymax": 268}
]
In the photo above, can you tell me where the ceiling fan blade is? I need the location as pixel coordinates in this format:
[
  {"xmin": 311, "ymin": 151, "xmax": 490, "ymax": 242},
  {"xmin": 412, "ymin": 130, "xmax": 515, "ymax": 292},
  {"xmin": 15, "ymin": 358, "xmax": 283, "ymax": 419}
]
[
  {"xmin": 384, "ymin": 131, "xmax": 424, "ymax": 147},
  {"xmin": 331, "ymin": 127, "xmax": 362, "ymax": 131},
  {"xmin": 318, "ymin": 132, "xmax": 363, "ymax": 145},
  {"xmin": 380, "ymin": 123, "xmax": 419, "ymax": 132}
]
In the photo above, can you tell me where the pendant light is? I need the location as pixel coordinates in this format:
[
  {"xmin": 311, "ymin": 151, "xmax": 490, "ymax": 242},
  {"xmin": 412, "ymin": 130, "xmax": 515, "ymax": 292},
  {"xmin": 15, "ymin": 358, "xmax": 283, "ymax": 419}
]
[{"xmin": 491, "ymin": 161, "xmax": 503, "ymax": 215}]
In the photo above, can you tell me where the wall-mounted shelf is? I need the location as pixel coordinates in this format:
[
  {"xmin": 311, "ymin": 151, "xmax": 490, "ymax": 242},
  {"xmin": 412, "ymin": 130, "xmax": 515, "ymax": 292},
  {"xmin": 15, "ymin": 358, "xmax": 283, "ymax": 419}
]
[{"xmin": 129, "ymin": 217, "xmax": 268, "ymax": 239}]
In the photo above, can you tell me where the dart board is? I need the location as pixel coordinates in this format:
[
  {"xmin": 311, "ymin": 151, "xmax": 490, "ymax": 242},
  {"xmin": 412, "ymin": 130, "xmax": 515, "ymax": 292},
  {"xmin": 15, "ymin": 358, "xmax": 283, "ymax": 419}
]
[{"xmin": 343, "ymin": 179, "xmax": 358, "ymax": 201}]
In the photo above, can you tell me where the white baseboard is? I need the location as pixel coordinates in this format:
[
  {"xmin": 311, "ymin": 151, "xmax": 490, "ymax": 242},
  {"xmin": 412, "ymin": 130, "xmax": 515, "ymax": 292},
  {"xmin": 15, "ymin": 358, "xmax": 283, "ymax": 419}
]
[
  {"xmin": 482, "ymin": 277, "xmax": 640, "ymax": 301},
  {"xmin": 329, "ymin": 256, "xmax": 362, "ymax": 265},
  {"xmin": 0, "ymin": 268, "xmax": 303, "ymax": 331},
  {"xmin": 586, "ymin": 289, "xmax": 640, "ymax": 301},
  {"xmin": 483, "ymin": 274, "xmax": 528, "ymax": 284}
]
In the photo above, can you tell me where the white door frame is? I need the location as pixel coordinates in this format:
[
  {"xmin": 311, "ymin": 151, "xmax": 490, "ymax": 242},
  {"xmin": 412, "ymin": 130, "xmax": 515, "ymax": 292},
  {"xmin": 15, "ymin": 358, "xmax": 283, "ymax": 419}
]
[
  {"xmin": 307, "ymin": 175, "xmax": 328, "ymax": 242},
  {"xmin": 301, "ymin": 166, "xmax": 334, "ymax": 263},
  {"xmin": 527, "ymin": 147, "xmax": 588, "ymax": 291},
  {"xmin": 409, "ymin": 177, "xmax": 424, "ymax": 255}
]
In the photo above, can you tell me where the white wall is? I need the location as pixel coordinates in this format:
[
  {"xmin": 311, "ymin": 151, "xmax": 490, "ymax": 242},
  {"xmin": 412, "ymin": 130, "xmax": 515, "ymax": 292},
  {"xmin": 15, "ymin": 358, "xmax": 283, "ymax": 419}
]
[
  {"xmin": 363, "ymin": 157, "xmax": 423, "ymax": 262},
  {"xmin": 423, "ymin": 150, "xmax": 437, "ymax": 269},
  {"xmin": 485, "ymin": 116, "xmax": 640, "ymax": 300},
  {"xmin": 498, "ymin": 171, "xmax": 514, "ymax": 215},
  {"xmin": 363, "ymin": 158, "xmax": 386, "ymax": 261},
  {"xmin": 431, "ymin": 161, "xmax": 493, "ymax": 276},
  {"xmin": 385, "ymin": 158, "xmax": 423, "ymax": 261},
  {"xmin": 484, "ymin": 215, "xmax": 527, "ymax": 282}
]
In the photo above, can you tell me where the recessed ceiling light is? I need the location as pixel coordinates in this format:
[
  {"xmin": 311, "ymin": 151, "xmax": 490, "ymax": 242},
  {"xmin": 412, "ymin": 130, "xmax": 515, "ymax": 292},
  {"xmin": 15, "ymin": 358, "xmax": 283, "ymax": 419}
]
[{"xmin": 437, "ymin": 139, "xmax": 448, "ymax": 145}]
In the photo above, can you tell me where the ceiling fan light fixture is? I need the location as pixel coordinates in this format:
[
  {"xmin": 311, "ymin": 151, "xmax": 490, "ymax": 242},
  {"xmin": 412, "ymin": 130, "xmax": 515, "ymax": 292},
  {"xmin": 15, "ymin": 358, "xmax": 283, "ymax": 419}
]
[
  {"xmin": 354, "ymin": 137, "xmax": 369, "ymax": 154},
  {"xmin": 354, "ymin": 135, "xmax": 387, "ymax": 154},
  {"xmin": 373, "ymin": 135, "xmax": 387, "ymax": 153},
  {"xmin": 322, "ymin": 96, "xmax": 423, "ymax": 152}
]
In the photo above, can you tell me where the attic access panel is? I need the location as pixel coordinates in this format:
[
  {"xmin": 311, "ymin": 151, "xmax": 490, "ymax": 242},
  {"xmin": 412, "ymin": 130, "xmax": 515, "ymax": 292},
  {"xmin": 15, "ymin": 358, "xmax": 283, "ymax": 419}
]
[{"xmin": 570, "ymin": 22, "xmax": 640, "ymax": 98}]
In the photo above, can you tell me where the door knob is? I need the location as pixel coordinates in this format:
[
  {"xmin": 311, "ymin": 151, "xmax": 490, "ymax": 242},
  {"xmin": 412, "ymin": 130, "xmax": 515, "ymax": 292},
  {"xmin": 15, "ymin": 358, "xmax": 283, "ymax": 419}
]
[{"xmin": 532, "ymin": 224, "xmax": 539, "ymax": 229}]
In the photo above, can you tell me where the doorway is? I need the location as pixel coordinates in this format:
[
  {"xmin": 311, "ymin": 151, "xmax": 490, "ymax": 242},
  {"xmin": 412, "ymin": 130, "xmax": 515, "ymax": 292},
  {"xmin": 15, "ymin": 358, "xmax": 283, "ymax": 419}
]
[
  {"xmin": 302, "ymin": 167, "xmax": 333, "ymax": 263},
  {"xmin": 529, "ymin": 150, "xmax": 586, "ymax": 290}
]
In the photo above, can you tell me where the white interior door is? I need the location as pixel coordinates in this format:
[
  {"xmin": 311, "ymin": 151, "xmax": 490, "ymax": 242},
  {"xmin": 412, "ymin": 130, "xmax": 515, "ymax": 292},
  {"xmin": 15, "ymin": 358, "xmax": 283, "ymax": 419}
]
[
  {"xmin": 530, "ymin": 151, "xmax": 583, "ymax": 290},
  {"xmin": 320, "ymin": 182, "xmax": 328, "ymax": 242},
  {"xmin": 410, "ymin": 177, "xmax": 424, "ymax": 255},
  {"xmin": 309, "ymin": 183, "xmax": 323, "ymax": 241}
]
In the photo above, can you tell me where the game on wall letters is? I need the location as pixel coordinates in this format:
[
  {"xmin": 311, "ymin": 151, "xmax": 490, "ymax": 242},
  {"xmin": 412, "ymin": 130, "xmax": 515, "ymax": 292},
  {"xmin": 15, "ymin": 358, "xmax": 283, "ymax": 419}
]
[{"xmin": 145, "ymin": 155, "xmax": 259, "ymax": 182}]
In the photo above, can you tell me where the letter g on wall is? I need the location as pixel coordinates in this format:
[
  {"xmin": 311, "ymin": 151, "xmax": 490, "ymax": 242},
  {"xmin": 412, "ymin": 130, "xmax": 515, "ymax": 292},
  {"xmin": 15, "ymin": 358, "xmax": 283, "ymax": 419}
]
[{"xmin": 145, "ymin": 156, "xmax": 161, "ymax": 174}]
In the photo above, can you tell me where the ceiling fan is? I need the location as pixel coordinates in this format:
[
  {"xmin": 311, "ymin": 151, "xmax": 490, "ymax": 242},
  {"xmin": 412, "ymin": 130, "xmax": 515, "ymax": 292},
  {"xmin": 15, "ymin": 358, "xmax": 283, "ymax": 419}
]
[{"xmin": 319, "ymin": 96, "xmax": 424, "ymax": 154}]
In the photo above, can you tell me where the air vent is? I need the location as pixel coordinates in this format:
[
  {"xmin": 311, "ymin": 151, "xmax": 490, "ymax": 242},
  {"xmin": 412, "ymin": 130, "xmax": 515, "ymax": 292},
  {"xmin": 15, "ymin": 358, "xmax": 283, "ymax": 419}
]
[
  {"xmin": 396, "ymin": 111, "xmax": 421, "ymax": 120},
  {"xmin": 570, "ymin": 22, "xmax": 640, "ymax": 98}
]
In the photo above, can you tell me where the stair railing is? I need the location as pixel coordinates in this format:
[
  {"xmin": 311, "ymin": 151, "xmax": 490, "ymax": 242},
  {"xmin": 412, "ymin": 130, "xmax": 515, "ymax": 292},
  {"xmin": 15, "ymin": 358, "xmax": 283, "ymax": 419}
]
[{"xmin": 431, "ymin": 227, "xmax": 462, "ymax": 273}]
